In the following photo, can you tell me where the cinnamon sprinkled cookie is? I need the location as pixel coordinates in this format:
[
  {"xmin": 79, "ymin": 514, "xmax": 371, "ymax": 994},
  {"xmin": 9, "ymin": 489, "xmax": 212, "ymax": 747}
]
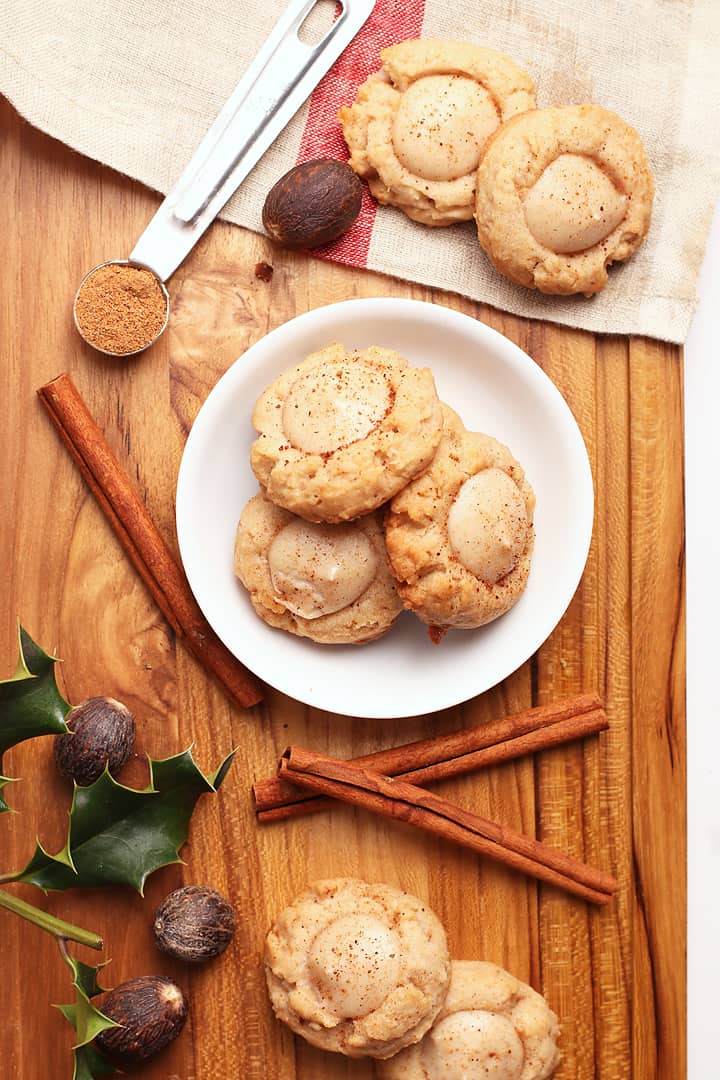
[
  {"xmin": 339, "ymin": 39, "xmax": 535, "ymax": 226},
  {"xmin": 385, "ymin": 408, "xmax": 535, "ymax": 634},
  {"xmin": 265, "ymin": 878, "xmax": 450, "ymax": 1058},
  {"xmin": 378, "ymin": 960, "xmax": 560, "ymax": 1079},
  {"xmin": 475, "ymin": 104, "xmax": 653, "ymax": 296},
  {"xmin": 250, "ymin": 343, "xmax": 443, "ymax": 523},
  {"xmin": 234, "ymin": 493, "xmax": 402, "ymax": 644}
]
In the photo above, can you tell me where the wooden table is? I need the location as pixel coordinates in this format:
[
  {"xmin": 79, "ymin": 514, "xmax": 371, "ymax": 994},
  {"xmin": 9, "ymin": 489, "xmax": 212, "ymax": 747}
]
[{"xmin": 0, "ymin": 96, "xmax": 686, "ymax": 1079}]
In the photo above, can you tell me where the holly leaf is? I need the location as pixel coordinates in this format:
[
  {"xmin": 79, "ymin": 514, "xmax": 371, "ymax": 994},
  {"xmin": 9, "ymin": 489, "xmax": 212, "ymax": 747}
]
[
  {"xmin": 0, "ymin": 775, "xmax": 17, "ymax": 815},
  {"xmin": 56, "ymin": 958, "xmax": 117, "ymax": 1047},
  {"xmin": 0, "ymin": 625, "xmax": 70, "ymax": 811},
  {"xmin": 17, "ymin": 747, "xmax": 235, "ymax": 893},
  {"xmin": 55, "ymin": 956, "xmax": 117, "ymax": 1078},
  {"xmin": 71, "ymin": 1046, "xmax": 116, "ymax": 1080}
]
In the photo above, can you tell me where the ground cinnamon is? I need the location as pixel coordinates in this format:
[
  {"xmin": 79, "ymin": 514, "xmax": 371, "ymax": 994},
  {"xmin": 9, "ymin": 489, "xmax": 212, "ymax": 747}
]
[{"xmin": 74, "ymin": 262, "xmax": 168, "ymax": 355}]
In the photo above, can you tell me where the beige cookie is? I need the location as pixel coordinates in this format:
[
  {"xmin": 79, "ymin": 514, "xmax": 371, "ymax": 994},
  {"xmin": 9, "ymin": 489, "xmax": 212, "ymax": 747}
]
[
  {"xmin": 475, "ymin": 104, "xmax": 653, "ymax": 296},
  {"xmin": 250, "ymin": 343, "xmax": 443, "ymax": 522},
  {"xmin": 378, "ymin": 960, "xmax": 561, "ymax": 1080},
  {"xmin": 385, "ymin": 413, "xmax": 535, "ymax": 632},
  {"xmin": 234, "ymin": 492, "xmax": 402, "ymax": 644},
  {"xmin": 265, "ymin": 878, "xmax": 451, "ymax": 1058},
  {"xmin": 339, "ymin": 39, "xmax": 535, "ymax": 226}
]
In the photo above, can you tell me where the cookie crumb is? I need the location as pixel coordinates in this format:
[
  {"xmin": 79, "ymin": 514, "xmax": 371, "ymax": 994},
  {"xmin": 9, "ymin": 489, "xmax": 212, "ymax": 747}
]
[{"xmin": 255, "ymin": 261, "xmax": 274, "ymax": 282}]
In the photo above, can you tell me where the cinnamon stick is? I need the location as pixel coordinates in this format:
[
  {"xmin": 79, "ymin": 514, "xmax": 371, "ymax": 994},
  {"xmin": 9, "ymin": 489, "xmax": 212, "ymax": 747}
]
[
  {"xmin": 37, "ymin": 372, "xmax": 263, "ymax": 708},
  {"xmin": 280, "ymin": 746, "xmax": 616, "ymax": 906},
  {"xmin": 255, "ymin": 694, "xmax": 605, "ymax": 822}
]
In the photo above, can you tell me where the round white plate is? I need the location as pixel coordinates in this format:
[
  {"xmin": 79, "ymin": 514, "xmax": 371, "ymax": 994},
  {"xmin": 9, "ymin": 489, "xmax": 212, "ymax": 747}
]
[{"xmin": 176, "ymin": 298, "xmax": 593, "ymax": 719}]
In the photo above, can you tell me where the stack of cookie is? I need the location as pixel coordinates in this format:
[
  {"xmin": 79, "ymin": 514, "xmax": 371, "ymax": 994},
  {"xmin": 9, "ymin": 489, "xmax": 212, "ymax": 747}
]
[
  {"xmin": 264, "ymin": 877, "xmax": 561, "ymax": 1077},
  {"xmin": 339, "ymin": 39, "xmax": 653, "ymax": 297},
  {"xmin": 234, "ymin": 342, "xmax": 534, "ymax": 644}
]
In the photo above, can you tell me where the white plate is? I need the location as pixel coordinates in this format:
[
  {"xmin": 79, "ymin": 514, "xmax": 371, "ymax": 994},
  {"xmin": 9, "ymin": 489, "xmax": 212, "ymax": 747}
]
[{"xmin": 176, "ymin": 298, "xmax": 593, "ymax": 719}]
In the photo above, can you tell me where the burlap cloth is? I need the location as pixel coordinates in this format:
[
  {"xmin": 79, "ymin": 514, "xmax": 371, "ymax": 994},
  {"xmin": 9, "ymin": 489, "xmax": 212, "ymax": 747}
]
[{"xmin": 2, "ymin": 0, "xmax": 719, "ymax": 343}]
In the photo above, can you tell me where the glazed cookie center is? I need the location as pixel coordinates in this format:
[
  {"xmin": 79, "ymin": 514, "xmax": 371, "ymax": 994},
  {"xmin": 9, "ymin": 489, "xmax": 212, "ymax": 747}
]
[
  {"xmin": 268, "ymin": 520, "xmax": 377, "ymax": 619},
  {"xmin": 307, "ymin": 914, "xmax": 401, "ymax": 1019},
  {"xmin": 422, "ymin": 1010, "xmax": 525, "ymax": 1080},
  {"xmin": 282, "ymin": 360, "xmax": 391, "ymax": 454},
  {"xmin": 447, "ymin": 468, "xmax": 529, "ymax": 583},
  {"xmin": 523, "ymin": 152, "xmax": 627, "ymax": 254},
  {"xmin": 392, "ymin": 75, "xmax": 499, "ymax": 182}
]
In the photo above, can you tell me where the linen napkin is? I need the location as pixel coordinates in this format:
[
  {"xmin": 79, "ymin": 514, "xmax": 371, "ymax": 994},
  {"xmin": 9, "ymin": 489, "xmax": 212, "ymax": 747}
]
[{"xmin": 2, "ymin": 0, "xmax": 719, "ymax": 343}]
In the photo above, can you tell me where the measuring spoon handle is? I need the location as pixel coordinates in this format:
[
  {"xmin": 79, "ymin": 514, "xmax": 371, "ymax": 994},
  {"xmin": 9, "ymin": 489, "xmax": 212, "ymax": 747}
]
[{"xmin": 131, "ymin": 0, "xmax": 374, "ymax": 281}]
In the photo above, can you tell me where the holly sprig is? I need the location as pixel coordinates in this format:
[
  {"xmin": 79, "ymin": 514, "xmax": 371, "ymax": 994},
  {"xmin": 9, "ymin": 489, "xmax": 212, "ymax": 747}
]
[
  {"xmin": 0, "ymin": 888, "xmax": 113, "ymax": 1077},
  {"xmin": 0, "ymin": 626, "xmax": 234, "ymax": 1077}
]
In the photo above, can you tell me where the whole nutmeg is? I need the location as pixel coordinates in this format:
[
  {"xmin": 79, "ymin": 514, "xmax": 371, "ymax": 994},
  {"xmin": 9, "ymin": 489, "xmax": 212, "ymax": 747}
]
[
  {"xmin": 153, "ymin": 885, "xmax": 237, "ymax": 963},
  {"xmin": 54, "ymin": 696, "xmax": 135, "ymax": 786},
  {"xmin": 95, "ymin": 975, "xmax": 187, "ymax": 1067},
  {"xmin": 262, "ymin": 158, "xmax": 363, "ymax": 249}
]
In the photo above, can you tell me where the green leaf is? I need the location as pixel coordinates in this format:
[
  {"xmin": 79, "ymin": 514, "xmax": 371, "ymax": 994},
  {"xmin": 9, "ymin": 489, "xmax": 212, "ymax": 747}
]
[
  {"xmin": 0, "ymin": 775, "xmax": 17, "ymax": 815},
  {"xmin": 55, "ymin": 954, "xmax": 117, "ymax": 1078},
  {"xmin": 18, "ymin": 748, "xmax": 235, "ymax": 893},
  {"xmin": 71, "ymin": 1046, "xmax": 116, "ymax": 1080},
  {"xmin": 0, "ymin": 625, "xmax": 70, "ymax": 811},
  {"xmin": 56, "ymin": 959, "xmax": 117, "ymax": 1047}
]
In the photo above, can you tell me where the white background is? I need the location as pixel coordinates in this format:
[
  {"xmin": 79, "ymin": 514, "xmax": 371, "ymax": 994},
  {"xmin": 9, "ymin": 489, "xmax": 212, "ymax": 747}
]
[{"xmin": 686, "ymin": 200, "xmax": 719, "ymax": 1075}]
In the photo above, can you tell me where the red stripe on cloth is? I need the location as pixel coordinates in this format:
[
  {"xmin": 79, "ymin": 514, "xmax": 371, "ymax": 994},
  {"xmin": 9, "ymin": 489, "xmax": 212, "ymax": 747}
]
[{"xmin": 296, "ymin": 0, "xmax": 425, "ymax": 267}]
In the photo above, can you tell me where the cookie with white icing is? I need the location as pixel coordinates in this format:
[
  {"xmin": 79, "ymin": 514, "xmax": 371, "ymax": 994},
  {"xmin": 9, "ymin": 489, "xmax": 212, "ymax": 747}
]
[
  {"xmin": 250, "ymin": 343, "xmax": 443, "ymax": 523},
  {"xmin": 265, "ymin": 878, "xmax": 450, "ymax": 1058},
  {"xmin": 339, "ymin": 39, "xmax": 535, "ymax": 226},
  {"xmin": 378, "ymin": 960, "xmax": 561, "ymax": 1079},
  {"xmin": 475, "ymin": 104, "xmax": 653, "ymax": 296},
  {"xmin": 234, "ymin": 492, "xmax": 402, "ymax": 644},
  {"xmin": 385, "ymin": 408, "xmax": 535, "ymax": 633}
]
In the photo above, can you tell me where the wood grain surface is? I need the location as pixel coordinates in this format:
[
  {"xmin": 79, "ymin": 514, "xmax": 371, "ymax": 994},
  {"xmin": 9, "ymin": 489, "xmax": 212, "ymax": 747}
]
[{"xmin": 0, "ymin": 97, "xmax": 686, "ymax": 1080}]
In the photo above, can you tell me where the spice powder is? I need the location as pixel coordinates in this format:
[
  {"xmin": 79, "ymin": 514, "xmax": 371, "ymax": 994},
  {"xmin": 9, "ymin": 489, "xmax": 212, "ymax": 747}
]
[{"xmin": 74, "ymin": 263, "xmax": 167, "ymax": 355}]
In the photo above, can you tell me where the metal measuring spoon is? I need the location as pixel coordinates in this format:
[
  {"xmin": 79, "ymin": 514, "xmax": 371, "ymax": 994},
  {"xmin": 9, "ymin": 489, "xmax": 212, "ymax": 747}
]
[{"xmin": 74, "ymin": 0, "xmax": 375, "ymax": 357}]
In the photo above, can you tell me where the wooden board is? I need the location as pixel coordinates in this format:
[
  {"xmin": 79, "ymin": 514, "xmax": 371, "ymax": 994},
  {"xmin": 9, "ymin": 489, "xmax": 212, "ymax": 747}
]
[{"xmin": 0, "ymin": 97, "xmax": 686, "ymax": 1080}]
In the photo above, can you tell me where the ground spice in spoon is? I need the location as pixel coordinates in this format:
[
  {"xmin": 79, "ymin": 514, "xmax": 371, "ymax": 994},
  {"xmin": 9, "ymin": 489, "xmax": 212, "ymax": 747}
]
[{"xmin": 74, "ymin": 262, "xmax": 168, "ymax": 355}]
